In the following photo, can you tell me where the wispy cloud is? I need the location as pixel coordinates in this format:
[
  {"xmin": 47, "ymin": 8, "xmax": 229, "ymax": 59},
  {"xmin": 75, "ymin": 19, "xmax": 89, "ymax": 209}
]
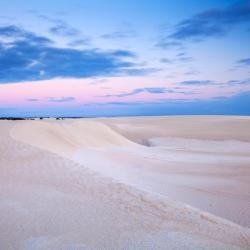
[
  {"xmin": 33, "ymin": 13, "xmax": 91, "ymax": 45},
  {"xmin": 184, "ymin": 70, "xmax": 200, "ymax": 76},
  {"xmin": 227, "ymin": 78, "xmax": 250, "ymax": 84},
  {"xmin": 179, "ymin": 80, "xmax": 213, "ymax": 85},
  {"xmin": 160, "ymin": 52, "xmax": 193, "ymax": 64},
  {"xmin": 160, "ymin": 58, "xmax": 172, "ymax": 64},
  {"xmin": 26, "ymin": 96, "xmax": 76, "ymax": 102},
  {"xmin": 26, "ymin": 98, "xmax": 40, "ymax": 102},
  {"xmin": 99, "ymin": 101, "xmax": 142, "ymax": 106},
  {"xmin": 156, "ymin": 40, "xmax": 183, "ymax": 49},
  {"xmin": 101, "ymin": 29, "xmax": 137, "ymax": 39},
  {"xmin": 170, "ymin": 1, "xmax": 250, "ymax": 41},
  {"xmin": 67, "ymin": 38, "xmax": 90, "ymax": 47},
  {"xmin": 176, "ymin": 52, "xmax": 193, "ymax": 62},
  {"xmin": 237, "ymin": 57, "xmax": 250, "ymax": 66},
  {"xmin": 49, "ymin": 23, "xmax": 80, "ymax": 37},
  {"xmin": 35, "ymin": 14, "xmax": 79, "ymax": 35},
  {"xmin": 48, "ymin": 96, "xmax": 75, "ymax": 102},
  {"xmin": 89, "ymin": 78, "xmax": 108, "ymax": 85},
  {"xmin": 0, "ymin": 25, "xmax": 52, "ymax": 44},
  {"xmin": 122, "ymin": 67, "xmax": 159, "ymax": 76},
  {"xmin": 101, "ymin": 87, "xmax": 193, "ymax": 98},
  {"xmin": 157, "ymin": 1, "xmax": 250, "ymax": 48}
]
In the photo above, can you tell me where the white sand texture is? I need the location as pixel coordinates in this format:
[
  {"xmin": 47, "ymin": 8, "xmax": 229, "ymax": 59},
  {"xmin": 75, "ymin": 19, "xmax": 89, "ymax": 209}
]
[{"xmin": 1, "ymin": 116, "xmax": 250, "ymax": 249}]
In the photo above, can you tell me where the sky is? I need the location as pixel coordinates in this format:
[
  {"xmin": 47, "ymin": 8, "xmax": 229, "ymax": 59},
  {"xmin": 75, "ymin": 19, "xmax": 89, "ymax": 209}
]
[{"xmin": 0, "ymin": 0, "xmax": 250, "ymax": 117}]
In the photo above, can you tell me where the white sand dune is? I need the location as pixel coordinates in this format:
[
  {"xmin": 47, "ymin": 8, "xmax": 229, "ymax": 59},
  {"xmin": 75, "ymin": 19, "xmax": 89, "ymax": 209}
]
[{"xmin": 1, "ymin": 116, "xmax": 250, "ymax": 249}]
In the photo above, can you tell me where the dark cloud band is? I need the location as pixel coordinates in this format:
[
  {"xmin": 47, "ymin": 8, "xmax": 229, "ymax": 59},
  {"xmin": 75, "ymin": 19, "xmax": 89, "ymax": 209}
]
[{"xmin": 0, "ymin": 25, "xmax": 152, "ymax": 83}]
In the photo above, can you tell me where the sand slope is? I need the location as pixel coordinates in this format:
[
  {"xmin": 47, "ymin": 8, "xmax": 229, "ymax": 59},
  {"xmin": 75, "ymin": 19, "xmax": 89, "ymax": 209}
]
[
  {"xmin": 11, "ymin": 116, "xmax": 250, "ymax": 227},
  {"xmin": 1, "ymin": 116, "xmax": 250, "ymax": 249}
]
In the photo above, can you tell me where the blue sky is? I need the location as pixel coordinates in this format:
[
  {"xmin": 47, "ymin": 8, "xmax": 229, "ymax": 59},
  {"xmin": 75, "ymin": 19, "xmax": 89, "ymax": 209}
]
[{"xmin": 0, "ymin": 0, "xmax": 250, "ymax": 117}]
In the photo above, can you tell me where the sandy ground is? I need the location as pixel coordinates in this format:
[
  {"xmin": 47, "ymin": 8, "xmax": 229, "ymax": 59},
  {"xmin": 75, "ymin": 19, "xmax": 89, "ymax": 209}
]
[{"xmin": 1, "ymin": 116, "xmax": 250, "ymax": 249}]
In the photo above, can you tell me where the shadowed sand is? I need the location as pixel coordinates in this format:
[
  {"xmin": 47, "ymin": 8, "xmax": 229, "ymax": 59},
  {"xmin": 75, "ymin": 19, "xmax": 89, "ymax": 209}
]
[{"xmin": 1, "ymin": 116, "xmax": 250, "ymax": 249}]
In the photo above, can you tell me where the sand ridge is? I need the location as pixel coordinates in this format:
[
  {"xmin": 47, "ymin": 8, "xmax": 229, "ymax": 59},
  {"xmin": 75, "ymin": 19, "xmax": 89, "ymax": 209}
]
[{"xmin": 11, "ymin": 120, "xmax": 137, "ymax": 157}]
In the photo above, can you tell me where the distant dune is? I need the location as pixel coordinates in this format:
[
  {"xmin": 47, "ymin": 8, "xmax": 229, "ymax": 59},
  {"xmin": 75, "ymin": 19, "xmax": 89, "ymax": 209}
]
[{"xmin": 1, "ymin": 116, "xmax": 250, "ymax": 249}]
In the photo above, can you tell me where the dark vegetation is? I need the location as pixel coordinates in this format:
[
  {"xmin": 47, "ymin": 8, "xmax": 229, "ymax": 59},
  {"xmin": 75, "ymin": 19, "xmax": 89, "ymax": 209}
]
[{"xmin": 0, "ymin": 117, "xmax": 86, "ymax": 120}]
